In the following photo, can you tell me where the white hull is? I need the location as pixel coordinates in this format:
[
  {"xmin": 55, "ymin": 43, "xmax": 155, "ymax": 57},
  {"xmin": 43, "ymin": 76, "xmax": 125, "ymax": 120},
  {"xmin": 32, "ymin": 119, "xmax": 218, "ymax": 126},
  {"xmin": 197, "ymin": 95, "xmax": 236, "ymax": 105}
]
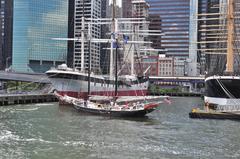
[
  {"xmin": 46, "ymin": 67, "xmax": 149, "ymax": 99},
  {"xmin": 204, "ymin": 96, "xmax": 240, "ymax": 106}
]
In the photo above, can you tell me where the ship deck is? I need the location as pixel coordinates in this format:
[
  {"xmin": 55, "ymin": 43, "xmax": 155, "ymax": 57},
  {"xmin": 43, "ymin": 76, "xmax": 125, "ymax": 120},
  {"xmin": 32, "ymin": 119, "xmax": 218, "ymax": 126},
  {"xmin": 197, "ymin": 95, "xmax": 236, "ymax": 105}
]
[{"xmin": 89, "ymin": 95, "xmax": 168, "ymax": 103}]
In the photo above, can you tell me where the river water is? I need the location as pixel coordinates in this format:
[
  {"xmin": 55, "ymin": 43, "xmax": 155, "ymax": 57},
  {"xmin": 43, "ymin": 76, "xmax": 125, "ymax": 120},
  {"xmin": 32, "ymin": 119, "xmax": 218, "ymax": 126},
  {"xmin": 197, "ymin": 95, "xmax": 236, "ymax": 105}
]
[{"xmin": 0, "ymin": 97, "xmax": 240, "ymax": 159}]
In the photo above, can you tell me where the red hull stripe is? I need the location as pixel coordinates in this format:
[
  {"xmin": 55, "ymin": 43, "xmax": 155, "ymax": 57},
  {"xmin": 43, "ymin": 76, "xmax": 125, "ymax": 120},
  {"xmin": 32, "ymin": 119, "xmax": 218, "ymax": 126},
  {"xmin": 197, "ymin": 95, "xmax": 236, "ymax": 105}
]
[
  {"xmin": 57, "ymin": 90, "xmax": 148, "ymax": 99},
  {"xmin": 144, "ymin": 103, "xmax": 159, "ymax": 110}
]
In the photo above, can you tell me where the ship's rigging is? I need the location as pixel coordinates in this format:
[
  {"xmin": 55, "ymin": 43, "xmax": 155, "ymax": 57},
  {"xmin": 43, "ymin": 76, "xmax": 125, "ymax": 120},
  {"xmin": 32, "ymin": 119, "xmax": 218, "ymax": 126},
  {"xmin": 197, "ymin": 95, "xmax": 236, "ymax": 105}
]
[{"xmin": 197, "ymin": 0, "xmax": 240, "ymax": 75}]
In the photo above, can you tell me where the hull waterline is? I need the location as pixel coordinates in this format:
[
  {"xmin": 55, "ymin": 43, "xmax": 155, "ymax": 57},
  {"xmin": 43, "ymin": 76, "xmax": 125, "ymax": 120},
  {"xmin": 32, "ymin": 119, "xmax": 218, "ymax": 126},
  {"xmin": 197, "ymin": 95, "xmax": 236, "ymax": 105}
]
[{"xmin": 74, "ymin": 105, "xmax": 156, "ymax": 117}]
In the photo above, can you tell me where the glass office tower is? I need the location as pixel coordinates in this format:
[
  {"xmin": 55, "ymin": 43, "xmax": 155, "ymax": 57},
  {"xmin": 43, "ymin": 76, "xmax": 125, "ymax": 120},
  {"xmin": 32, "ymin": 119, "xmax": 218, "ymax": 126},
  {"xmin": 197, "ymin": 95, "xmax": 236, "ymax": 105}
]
[
  {"xmin": 0, "ymin": 0, "xmax": 13, "ymax": 70},
  {"xmin": 146, "ymin": 0, "xmax": 190, "ymax": 58},
  {"xmin": 12, "ymin": 0, "xmax": 68, "ymax": 73}
]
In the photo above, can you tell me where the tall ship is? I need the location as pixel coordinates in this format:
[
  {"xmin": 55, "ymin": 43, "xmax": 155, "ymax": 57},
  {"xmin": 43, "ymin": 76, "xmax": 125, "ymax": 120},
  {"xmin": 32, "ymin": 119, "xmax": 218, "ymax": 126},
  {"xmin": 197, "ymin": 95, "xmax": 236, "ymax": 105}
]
[
  {"xmin": 46, "ymin": 0, "xmax": 159, "ymax": 101},
  {"xmin": 46, "ymin": 64, "xmax": 149, "ymax": 99},
  {"xmin": 202, "ymin": 0, "xmax": 240, "ymax": 108}
]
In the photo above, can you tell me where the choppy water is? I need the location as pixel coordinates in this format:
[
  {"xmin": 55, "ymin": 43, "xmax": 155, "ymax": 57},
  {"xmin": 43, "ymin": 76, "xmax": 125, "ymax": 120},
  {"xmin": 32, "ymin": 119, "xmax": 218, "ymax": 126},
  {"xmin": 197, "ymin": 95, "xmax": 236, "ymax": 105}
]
[{"xmin": 0, "ymin": 97, "xmax": 240, "ymax": 159}]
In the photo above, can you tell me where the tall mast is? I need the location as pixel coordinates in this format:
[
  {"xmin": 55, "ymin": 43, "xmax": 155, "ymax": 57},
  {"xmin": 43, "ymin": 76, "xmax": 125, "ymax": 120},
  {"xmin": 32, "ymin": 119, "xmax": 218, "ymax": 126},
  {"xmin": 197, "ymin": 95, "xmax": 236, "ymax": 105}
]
[
  {"xmin": 81, "ymin": 17, "xmax": 85, "ymax": 72},
  {"xmin": 115, "ymin": 43, "xmax": 118, "ymax": 97},
  {"xmin": 131, "ymin": 26, "xmax": 136, "ymax": 75},
  {"xmin": 87, "ymin": 22, "xmax": 91, "ymax": 96},
  {"xmin": 112, "ymin": 0, "xmax": 118, "ymax": 97},
  {"xmin": 80, "ymin": 0, "xmax": 85, "ymax": 72},
  {"xmin": 226, "ymin": 0, "xmax": 234, "ymax": 74},
  {"xmin": 110, "ymin": 0, "xmax": 116, "ymax": 79}
]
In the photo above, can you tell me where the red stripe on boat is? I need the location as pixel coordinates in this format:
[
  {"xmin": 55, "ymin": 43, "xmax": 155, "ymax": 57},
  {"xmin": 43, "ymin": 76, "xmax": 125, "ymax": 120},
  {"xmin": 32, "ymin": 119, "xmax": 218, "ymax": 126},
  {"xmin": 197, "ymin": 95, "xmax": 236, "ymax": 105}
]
[{"xmin": 144, "ymin": 103, "xmax": 159, "ymax": 110}]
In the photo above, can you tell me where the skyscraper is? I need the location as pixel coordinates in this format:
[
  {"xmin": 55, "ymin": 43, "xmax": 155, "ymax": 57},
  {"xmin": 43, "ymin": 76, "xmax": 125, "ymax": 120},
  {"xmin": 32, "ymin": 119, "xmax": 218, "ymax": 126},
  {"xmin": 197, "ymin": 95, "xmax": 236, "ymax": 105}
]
[
  {"xmin": 132, "ymin": 0, "xmax": 149, "ymax": 30},
  {"xmin": 146, "ymin": 0, "xmax": 202, "ymax": 76},
  {"xmin": 0, "ymin": 0, "xmax": 13, "ymax": 70},
  {"xmin": 67, "ymin": 0, "xmax": 75, "ymax": 69},
  {"xmin": 12, "ymin": 0, "xmax": 68, "ymax": 73},
  {"xmin": 69, "ymin": 0, "xmax": 102, "ymax": 73},
  {"xmin": 146, "ymin": 0, "xmax": 190, "ymax": 58},
  {"xmin": 148, "ymin": 14, "xmax": 162, "ymax": 50},
  {"xmin": 189, "ymin": 0, "xmax": 199, "ymax": 76},
  {"xmin": 122, "ymin": 0, "xmax": 132, "ymax": 18}
]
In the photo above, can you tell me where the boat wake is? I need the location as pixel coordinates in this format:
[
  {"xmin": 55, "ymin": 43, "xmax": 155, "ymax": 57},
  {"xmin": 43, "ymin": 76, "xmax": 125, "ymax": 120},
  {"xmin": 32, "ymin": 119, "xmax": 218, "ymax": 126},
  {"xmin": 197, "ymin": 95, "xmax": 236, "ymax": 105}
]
[{"xmin": 15, "ymin": 107, "xmax": 40, "ymax": 112}]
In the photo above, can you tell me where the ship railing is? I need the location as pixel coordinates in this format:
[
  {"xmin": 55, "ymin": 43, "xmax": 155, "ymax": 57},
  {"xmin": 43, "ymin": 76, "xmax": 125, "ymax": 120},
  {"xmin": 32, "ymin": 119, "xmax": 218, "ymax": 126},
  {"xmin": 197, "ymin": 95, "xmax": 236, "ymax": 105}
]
[
  {"xmin": 216, "ymin": 104, "xmax": 240, "ymax": 112},
  {"xmin": 226, "ymin": 99, "xmax": 240, "ymax": 105}
]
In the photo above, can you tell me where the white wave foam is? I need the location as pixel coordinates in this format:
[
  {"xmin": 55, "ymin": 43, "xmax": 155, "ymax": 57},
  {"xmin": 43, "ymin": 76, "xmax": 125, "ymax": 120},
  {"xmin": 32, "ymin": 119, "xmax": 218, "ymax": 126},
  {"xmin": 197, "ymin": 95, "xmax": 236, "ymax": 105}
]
[
  {"xmin": 19, "ymin": 138, "xmax": 55, "ymax": 144},
  {"xmin": 62, "ymin": 141, "xmax": 91, "ymax": 147},
  {"xmin": 33, "ymin": 103, "xmax": 55, "ymax": 106},
  {"xmin": 0, "ymin": 130, "xmax": 20, "ymax": 141},
  {"xmin": 0, "ymin": 130, "xmax": 54, "ymax": 145},
  {"xmin": 15, "ymin": 107, "xmax": 40, "ymax": 111}
]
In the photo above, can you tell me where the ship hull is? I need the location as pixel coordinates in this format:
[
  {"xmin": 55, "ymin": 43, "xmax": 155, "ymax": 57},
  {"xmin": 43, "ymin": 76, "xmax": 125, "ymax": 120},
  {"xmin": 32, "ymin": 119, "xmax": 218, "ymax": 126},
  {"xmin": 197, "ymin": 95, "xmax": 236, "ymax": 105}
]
[
  {"xmin": 72, "ymin": 100, "xmax": 159, "ymax": 117},
  {"xmin": 204, "ymin": 76, "xmax": 240, "ymax": 106},
  {"xmin": 74, "ymin": 105, "xmax": 154, "ymax": 117},
  {"xmin": 46, "ymin": 69, "xmax": 149, "ymax": 103}
]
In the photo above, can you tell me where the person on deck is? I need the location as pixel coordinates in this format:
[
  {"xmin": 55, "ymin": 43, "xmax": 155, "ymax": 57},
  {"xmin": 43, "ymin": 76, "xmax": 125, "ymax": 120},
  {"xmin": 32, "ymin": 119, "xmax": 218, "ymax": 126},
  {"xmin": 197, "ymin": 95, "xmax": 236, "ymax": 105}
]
[{"xmin": 205, "ymin": 102, "xmax": 209, "ymax": 112}]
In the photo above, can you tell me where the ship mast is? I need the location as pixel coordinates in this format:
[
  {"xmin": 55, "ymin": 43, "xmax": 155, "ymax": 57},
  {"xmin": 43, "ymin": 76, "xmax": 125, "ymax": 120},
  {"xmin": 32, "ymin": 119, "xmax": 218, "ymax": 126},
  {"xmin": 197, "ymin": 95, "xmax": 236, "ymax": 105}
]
[
  {"xmin": 226, "ymin": 0, "xmax": 234, "ymax": 74},
  {"xmin": 112, "ymin": 0, "xmax": 118, "ymax": 97},
  {"xmin": 110, "ymin": 0, "xmax": 116, "ymax": 79},
  {"xmin": 80, "ymin": 1, "xmax": 86, "ymax": 72}
]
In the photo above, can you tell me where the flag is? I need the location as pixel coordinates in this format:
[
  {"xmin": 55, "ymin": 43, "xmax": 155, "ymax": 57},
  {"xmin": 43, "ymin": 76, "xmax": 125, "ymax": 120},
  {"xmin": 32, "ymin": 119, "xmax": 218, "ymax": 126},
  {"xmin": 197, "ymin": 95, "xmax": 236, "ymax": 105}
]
[
  {"xmin": 123, "ymin": 34, "xmax": 129, "ymax": 44},
  {"xmin": 111, "ymin": 33, "xmax": 119, "ymax": 48},
  {"xmin": 113, "ymin": 41, "xmax": 119, "ymax": 48}
]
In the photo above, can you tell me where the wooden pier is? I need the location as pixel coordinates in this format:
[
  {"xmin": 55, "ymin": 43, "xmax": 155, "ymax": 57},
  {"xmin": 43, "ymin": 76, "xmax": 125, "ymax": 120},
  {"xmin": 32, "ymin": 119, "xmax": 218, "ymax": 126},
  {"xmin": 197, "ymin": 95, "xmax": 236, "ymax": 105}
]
[
  {"xmin": 0, "ymin": 93, "xmax": 58, "ymax": 106},
  {"xmin": 189, "ymin": 108, "xmax": 240, "ymax": 120}
]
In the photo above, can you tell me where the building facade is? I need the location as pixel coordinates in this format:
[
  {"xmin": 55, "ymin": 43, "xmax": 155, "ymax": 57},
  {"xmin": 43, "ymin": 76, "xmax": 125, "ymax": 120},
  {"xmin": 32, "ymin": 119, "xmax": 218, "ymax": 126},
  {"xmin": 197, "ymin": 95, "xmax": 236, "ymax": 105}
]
[
  {"xmin": 146, "ymin": 0, "xmax": 190, "ymax": 58},
  {"xmin": 12, "ymin": 0, "xmax": 68, "ymax": 73},
  {"xmin": 158, "ymin": 56, "xmax": 174, "ymax": 76},
  {"xmin": 146, "ymin": 0, "xmax": 202, "ymax": 76},
  {"xmin": 0, "ymin": 0, "xmax": 13, "ymax": 70},
  {"xmin": 71, "ymin": 0, "xmax": 101, "ymax": 73},
  {"xmin": 135, "ymin": 55, "xmax": 174, "ymax": 76},
  {"xmin": 139, "ymin": 55, "xmax": 159, "ymax": 76},
  {"xmin": 188, "ymin": 0, "xmax": 199, "ymax": 76},
  {"xmin": 148, "ymin": 14, "xmax": 162, "ymax": 50},
  {"xmin": 132, "ymin": 0, "xmax": 149, "ymax": 30},
  {"xmin": 122, "ymin": 0, "xmax": 133, "ymax": 18}
]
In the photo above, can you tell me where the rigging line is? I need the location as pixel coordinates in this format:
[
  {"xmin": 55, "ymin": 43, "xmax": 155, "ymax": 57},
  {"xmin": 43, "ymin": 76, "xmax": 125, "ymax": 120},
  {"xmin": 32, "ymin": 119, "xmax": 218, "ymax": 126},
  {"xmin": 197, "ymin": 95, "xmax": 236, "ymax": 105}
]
[
  {"xmin": 117, "ymin": 36, "xmax": 146, "ymax": 97},
  {"xmin": 118, "ymin": 41, "xmax": 134, "ymax": 75},
  {"xmin": 216, "ymin": 79, "xmax": 235, "ymax": 98},
  {"xmin": 118, "ymin": 44, "xmax": 132, "ymax": 75},
  {"xmin": 215, "ymin": 0, "xmax": 227, "ymax": 74}
]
